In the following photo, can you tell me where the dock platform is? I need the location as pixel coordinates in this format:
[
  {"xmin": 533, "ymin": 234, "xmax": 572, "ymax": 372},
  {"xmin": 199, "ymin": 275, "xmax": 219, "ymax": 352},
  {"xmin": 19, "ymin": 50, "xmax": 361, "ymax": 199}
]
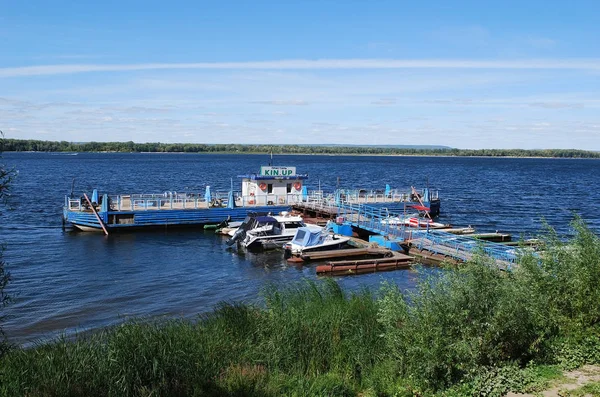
[{"xmin": 316, "ymin": 252, "xmax": 414, "ymax": 276}]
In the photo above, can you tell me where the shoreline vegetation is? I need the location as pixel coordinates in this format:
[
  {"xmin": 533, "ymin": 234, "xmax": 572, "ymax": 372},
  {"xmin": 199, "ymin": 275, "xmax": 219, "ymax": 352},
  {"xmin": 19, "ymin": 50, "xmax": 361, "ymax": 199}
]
[
  {"xmin": 2, "ymin": 139, "xmax": 600, "ymax": 158},
  {"xmin": 2, "ymin": 220, "xmax": 600, "ymax": 396}
]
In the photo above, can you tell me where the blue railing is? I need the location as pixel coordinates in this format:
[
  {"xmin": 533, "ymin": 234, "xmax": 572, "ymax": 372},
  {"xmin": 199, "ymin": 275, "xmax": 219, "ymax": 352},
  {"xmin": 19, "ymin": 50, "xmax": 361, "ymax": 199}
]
[
  {"xmin": 336, "ymin": 202, "xmax": 410, "ymax": 240},
  {"xmin": 335, "ymin": 202, "xmax": 521, "ymax": 269},
  {"xmin": 409, "ymin": 230, "xmax": 518, "ymax": 267}
]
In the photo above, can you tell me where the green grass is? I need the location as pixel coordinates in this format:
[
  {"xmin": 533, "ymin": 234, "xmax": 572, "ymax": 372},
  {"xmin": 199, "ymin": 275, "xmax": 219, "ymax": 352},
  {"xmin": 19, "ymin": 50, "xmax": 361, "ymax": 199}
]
[
  {"xmin": 1, "ymin": 218, "xmax": 600, "ymax": 396},
  {"xmin": 567, "ymin": 380, "xmax": 600, "ymax": 396}
]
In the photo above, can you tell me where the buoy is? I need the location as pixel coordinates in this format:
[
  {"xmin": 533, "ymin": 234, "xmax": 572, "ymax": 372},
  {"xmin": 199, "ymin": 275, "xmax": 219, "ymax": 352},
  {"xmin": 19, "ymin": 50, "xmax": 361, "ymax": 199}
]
[
  {"xmin": 259, "ymin": 182, "xmax": 267, "ymax": 191},
  {"xmin": 248, "ymin": 199, "xmax": 255, "ymax": 205},
  {"xmin": 294, "ymin": 182, "xmax": 301, "ymax": 190}
]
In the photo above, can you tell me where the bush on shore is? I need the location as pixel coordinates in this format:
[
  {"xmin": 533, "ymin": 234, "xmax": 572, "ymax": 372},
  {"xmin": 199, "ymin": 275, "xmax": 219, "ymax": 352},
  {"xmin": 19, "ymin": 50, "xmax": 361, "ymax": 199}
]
[
  {"xmin": 1, "ymin": 219, "xmax": 600, "ymax": 396},
  {"xmin": 0, "ymin": 135, "xmax": 15, "ymax": 359}
]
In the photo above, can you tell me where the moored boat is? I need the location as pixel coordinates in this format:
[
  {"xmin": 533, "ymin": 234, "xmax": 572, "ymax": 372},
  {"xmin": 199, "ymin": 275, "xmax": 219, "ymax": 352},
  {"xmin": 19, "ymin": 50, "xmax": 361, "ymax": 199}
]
[
  {"xmin": 283, "ymin": 224, "xmax": 351, "ymax": 257},
  {"xmin": 381, "ymin": 215, "xmax": 449, "ymax": 229},
  {"xmin": 227, "ymin": 212, "xmax": 313, "ymax": 250}
]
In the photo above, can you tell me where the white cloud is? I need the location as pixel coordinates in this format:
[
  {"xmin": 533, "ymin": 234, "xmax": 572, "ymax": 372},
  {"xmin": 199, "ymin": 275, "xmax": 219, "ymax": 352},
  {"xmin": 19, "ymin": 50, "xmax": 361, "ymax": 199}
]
[
  {"xmin": 2, "ymin": 58, "xmax": 600, "ymax": 78},
  {"xmin": 529, "ymin": 102, "xmax": 584, "ymax": 109},
  {"xmin": 251, "ymin": 99, "xmax": 310, "ymax": 106},
  {"xmin": 2, "ymin": 62, "xmax": 600, "ymax": 149},
  {"xmin": 371, "ymin": 98, "xmax": 397, "ymax": 105}
]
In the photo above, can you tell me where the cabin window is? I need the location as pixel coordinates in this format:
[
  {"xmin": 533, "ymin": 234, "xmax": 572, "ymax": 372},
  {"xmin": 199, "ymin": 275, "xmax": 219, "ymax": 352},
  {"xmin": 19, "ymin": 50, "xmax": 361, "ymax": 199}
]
[
  {"xmin": 286, "ymin": 183, "xmax": 292, "ymax": 193},
  {"xmin": 267, "ymin": 184, "xmax": 273, "ymax": 193}
]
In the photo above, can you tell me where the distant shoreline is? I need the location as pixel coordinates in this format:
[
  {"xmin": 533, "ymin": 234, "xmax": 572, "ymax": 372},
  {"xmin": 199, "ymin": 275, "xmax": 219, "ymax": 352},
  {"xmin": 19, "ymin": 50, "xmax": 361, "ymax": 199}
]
[
  {"xmin": 4, "ymin": 151, "xmax": 600, "ymax": 160},
  {"xmin": 1, "ymin": 139, "xmax": 599, "ymax": 159}
]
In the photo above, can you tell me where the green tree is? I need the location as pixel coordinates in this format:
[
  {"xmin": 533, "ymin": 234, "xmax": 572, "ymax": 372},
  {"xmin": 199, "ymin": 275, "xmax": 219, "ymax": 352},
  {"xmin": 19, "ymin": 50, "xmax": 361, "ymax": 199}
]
[{"xmin": 0, "ymin": 132, "xmax": 16, "ymax": 356}]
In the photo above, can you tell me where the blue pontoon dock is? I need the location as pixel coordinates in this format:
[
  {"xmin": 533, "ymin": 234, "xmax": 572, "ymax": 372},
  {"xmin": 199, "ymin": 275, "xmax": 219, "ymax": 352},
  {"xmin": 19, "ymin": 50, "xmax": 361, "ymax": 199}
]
[{"xmin": 62, "ymin": 165, "xmax": 440, "ymax": 233}]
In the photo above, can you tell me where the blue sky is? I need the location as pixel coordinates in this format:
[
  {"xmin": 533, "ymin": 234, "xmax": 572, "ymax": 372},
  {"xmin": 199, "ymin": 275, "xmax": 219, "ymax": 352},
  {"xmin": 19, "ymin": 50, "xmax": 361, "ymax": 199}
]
[{"xmin": 1, "ymin": 0, "xmax": 599, "ymax": 149}]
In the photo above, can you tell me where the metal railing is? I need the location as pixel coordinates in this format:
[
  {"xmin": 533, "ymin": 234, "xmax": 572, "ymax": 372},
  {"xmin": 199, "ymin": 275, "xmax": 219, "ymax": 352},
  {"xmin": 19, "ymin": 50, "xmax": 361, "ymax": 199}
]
[
  {"xmin": 66, "ymin": 191, "xmax": 305, "ymax": 212},
  {"xmin": 336, "ymin": 202, "xmax": 410, "ymax": 240},
  {"xmin": 65, "ymin": 186, "xmax": 439, "ymax": 212},
  {"xmin": 336, "ymin": 188, "xmax": 439, "ymax": 203},
  {"xmin": 409, "ymin": 230, "xmax": 518, "ymax": 266}
]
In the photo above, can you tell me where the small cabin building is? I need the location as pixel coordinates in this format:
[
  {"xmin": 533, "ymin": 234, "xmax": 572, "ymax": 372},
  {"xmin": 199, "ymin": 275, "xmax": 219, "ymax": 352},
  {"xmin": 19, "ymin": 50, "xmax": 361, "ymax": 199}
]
[{"xmin": 239, "ymin": 166, "xmax": 308, "ymax": 206}]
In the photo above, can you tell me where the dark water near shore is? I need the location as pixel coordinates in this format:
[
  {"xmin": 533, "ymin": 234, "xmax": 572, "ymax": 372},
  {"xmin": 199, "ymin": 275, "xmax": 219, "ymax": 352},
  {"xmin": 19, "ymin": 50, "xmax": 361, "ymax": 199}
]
[{"xmin": 1, "ymin": 153, "xmax": 600, "ymax": 345}]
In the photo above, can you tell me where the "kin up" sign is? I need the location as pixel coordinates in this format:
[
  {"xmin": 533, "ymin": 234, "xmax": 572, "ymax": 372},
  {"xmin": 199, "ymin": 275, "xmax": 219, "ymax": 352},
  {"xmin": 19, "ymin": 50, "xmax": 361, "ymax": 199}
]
[{"xmin": 260, "ymin": 166, "xmax": 296, "ymax": 177}]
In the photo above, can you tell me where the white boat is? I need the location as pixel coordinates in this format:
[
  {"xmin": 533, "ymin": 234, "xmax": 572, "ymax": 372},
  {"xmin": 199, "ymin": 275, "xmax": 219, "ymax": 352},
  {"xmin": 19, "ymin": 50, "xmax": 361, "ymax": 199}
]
[
  {"xmin": 380, "ymin": 214, "xmax": 448, "ymax": 229},
  {"xmin": 227, "ymin": 212, "xmax": 313, "ymax": 250},
  {"xmin": 283, "ymin": 225, "xmax": 351, "ymax": 256}
]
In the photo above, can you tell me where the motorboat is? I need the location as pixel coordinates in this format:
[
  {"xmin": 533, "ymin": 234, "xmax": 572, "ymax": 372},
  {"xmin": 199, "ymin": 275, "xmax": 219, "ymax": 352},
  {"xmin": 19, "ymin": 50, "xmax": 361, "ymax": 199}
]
[
  {"xmin": 380, "ymin": 212, "xmax": 449, "ymax": 229},
  {"xmin": 283, "ymin": 224, "xmax": 351, "ymax": 257},
  {"xmin": 226, "ymin": 212, "xmax": 313, "ymax": 250}
]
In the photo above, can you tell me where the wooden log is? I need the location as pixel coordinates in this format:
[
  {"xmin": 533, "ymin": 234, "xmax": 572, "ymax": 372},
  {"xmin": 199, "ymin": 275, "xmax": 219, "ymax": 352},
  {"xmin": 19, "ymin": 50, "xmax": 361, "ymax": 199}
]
[
  {"xmin": 325, "ymin": 254, "xmax": 412, "ymax": 267},
  {"xmin": 83, "ymin": 193, "xmax": 109, "ymax": 236},
  {"xmin": 300, "ymin": 248, "xmax": 370, "ymax": 261},
  {"xmin": 316, "ymin": 258, "xmax": 413, "ymax": 276}
]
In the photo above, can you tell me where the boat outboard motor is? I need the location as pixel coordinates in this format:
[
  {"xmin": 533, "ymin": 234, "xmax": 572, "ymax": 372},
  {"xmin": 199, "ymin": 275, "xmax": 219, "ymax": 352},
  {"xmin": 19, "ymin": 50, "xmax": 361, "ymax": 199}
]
[
  {"xmin": 226, "ymin": 228, "xmax": 246, "ymax": 246},
  {"xmin": 226, "ymin": 215, "xmax": 254, "ymax": 246}
]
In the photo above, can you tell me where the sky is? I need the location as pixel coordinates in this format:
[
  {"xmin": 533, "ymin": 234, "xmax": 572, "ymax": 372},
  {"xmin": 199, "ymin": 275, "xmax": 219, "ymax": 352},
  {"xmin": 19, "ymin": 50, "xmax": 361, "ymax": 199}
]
[{"xmin": 1, "ymin": 0, "xmax": 599, "ymax": 149}]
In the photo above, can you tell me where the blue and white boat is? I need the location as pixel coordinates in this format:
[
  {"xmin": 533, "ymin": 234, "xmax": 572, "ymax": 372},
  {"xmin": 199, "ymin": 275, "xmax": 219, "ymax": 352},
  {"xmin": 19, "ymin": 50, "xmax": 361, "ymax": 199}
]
[
  {"xmin": 227, "ymin": 212, "xmax": 310, "ymax": 250},
  {"xmin": 284, "ymin": 224, "xmax": 351, "ymax": 256}
]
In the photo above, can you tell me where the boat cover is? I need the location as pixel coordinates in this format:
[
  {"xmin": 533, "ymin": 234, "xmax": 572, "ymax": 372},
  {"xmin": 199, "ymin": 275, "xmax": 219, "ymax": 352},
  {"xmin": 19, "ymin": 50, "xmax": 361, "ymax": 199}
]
[
  {"xmin": 255, "ymin": 216, "xmax": 278, "ymax": 224},
  {"xmin": 290, "ymin": 227, "xmax": 324, "ymax": 247}
]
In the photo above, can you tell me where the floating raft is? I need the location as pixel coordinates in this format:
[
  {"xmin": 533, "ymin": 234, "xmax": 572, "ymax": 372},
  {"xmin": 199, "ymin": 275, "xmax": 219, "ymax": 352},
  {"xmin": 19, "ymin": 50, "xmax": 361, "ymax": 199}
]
[
  {"xmin": 64, "ymin": 165, "xmax": 439, "ymax": 232},
  {"xmin": 316, "ymin": 252, "xmax": 413, "ymax": 276},
  {"xmin": 298, "ymin": 247, "xmax": 390, "ymax": 262}
]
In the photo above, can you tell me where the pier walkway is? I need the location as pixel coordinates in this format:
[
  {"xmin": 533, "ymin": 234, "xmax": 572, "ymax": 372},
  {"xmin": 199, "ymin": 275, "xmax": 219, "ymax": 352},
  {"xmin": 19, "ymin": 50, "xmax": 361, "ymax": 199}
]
[
  {"xmin": 407, "ymin": 230, "xmax": 518, "ymax": 269},
  {"xmin": 334, "ymin": 202, "xmax": 520, "ymax": 269},
  {"xmin": 336, "ymin": 202, "xmax": 408, "ymax": 239}
]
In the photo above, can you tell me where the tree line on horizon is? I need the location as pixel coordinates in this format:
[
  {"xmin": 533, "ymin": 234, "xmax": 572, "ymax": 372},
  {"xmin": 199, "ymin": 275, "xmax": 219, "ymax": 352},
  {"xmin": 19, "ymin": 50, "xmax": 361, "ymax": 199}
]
[{"xmin": 2, "ymin": 138, "xmax": 599, "ymax": 158}]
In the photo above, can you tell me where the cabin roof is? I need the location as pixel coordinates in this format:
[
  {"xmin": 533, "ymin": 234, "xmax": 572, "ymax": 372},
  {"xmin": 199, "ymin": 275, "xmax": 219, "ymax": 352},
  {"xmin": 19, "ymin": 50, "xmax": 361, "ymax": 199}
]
[
  {"xmin": 237, "ymin": 174, "xmax": 309, "ymax": 180},
  {"xmin": 254, "ymin": 216, "xmax": 278, "ymax": 223}
]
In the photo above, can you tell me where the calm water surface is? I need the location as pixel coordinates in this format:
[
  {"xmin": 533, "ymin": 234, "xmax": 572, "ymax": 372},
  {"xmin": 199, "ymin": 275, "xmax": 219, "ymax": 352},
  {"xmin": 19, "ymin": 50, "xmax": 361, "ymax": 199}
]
[{"xmin": 1, "ymin": 153, "xmax": 600, "ymax": 344}]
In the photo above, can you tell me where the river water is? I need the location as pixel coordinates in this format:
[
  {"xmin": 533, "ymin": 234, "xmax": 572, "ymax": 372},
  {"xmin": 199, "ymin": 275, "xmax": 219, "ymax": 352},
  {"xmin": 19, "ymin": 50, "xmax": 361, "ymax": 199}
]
[{"xmin": 1, "ymin": 153, "xmax": 599, "ymax": 344}]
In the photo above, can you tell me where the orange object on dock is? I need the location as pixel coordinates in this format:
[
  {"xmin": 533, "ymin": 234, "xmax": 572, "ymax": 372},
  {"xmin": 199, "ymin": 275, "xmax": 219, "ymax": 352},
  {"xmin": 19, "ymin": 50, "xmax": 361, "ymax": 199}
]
[{"xmin": 286, "ymin": 256, "xmax": 305, "ymax": 264}]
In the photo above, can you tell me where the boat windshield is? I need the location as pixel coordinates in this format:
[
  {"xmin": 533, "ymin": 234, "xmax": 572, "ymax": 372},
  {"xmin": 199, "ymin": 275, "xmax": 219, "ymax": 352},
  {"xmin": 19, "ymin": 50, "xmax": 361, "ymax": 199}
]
[{"xmin": 291, "ymin": 227, "xmax": 323, "ymax": 247}]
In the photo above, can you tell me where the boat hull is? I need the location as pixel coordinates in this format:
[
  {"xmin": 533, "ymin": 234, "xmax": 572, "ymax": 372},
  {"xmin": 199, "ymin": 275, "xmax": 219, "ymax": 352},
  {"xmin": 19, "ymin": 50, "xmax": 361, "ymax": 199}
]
[
  {"xmin": 64, "ymin": 205, "xmax": 292, "ymax": 232},
  {"xmin": 284, "ymin": 237, "xmax": 351, "ymax": 257},
  {"xmin": 245, "ymin": 235, "xmax": 295, "ymax": 250}
]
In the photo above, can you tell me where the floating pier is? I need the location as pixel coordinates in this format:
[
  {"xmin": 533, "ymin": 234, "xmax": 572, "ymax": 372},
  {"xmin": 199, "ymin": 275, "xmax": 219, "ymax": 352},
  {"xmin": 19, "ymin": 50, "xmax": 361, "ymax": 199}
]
[
  {"xmin": 63, "ymin": 165, "xmax": 438, "ymax": 232},
  {"xmin": 327, "ymin": 201, "xmax": 526, "ymax": 272},
  {"xmin": 407, "ymin": 230, "xmax": 517, "ymax": 270},
  {"xmin": 294, "ymin": 247, "xmax": 392, "ymax": 262},
  {"xmin": 316, "ymin": 252, "xmax": 414, "ymax": 276}
]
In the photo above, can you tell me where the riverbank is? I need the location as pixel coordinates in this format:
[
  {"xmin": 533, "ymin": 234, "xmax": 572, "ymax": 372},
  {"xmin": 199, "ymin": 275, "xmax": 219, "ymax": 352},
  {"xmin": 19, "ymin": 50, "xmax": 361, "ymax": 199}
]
[
  {"xmin": 2, "ymin": 139, "xmax": 600, "ymax": 159},
  {"xmin": 1, "ymin": 219, "xmax": 600, "ymax": 396}
]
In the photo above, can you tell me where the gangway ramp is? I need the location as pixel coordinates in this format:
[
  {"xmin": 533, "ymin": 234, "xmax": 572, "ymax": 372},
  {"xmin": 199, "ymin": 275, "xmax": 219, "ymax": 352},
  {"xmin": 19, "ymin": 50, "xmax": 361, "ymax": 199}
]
[
  {"xmin": 336, "ymin": 202, "xmax": 522, "ymax": 270},
  {"xmin": 336, "ymin": 202, "xmax": 409, "ymax": 240},
  {"xmin": 408, "ymin": 230, "xmax": 519, "ymax": 270}
]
